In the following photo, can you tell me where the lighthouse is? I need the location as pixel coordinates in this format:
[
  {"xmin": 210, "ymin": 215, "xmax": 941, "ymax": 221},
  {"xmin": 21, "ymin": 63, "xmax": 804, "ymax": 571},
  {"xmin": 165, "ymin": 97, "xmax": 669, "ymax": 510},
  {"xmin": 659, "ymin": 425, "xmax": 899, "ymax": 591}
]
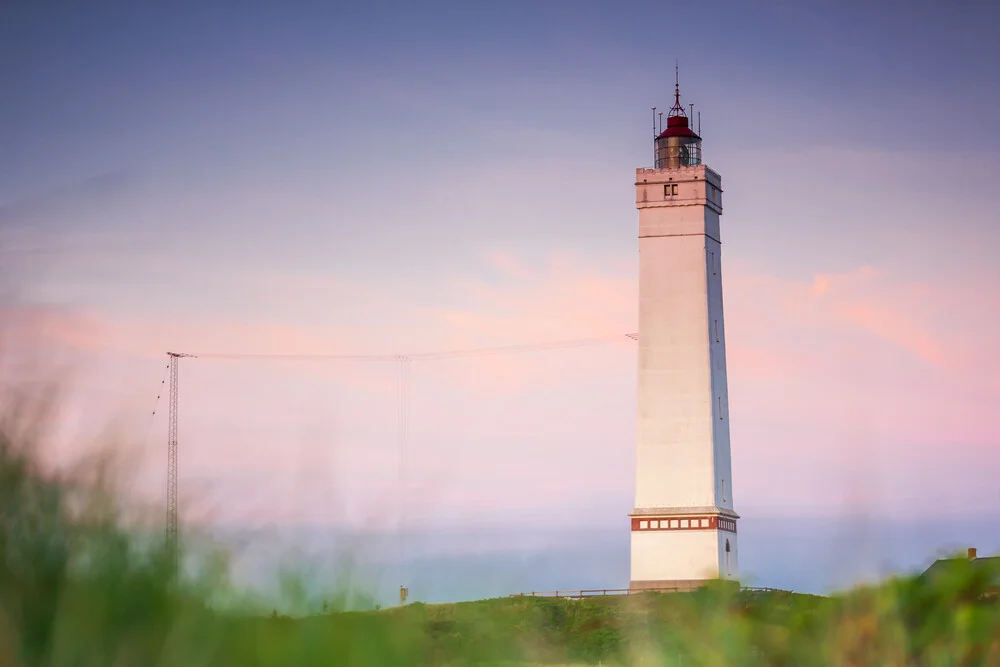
[{"xmin": 630, "ymin": 73, "xmax": 739, "ymax": 591}]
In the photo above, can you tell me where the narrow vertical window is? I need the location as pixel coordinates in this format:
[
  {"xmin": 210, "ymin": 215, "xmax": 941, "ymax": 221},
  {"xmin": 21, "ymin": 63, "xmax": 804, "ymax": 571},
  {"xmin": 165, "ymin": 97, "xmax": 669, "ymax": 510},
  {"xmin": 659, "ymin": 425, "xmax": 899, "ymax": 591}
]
[
  {"xmin": 715, "ymin": 320, "xmax": 719, "ymax": 343},
  {"xmin": 664, "ymin": 184, "xmax": 670, "ymax": 198},
  {"xmin": 722, "ymin": 479, "xmax": 726, "ymax": 503},
  {"xmin": 713, "ymin": 252, "xmax": 717, "ymax": 275},
  {"xmin": 725, "ymin": 540, "xmax": 731, "ymax": 576},
  {"xmin": 718, "ymin": 396, "xmax": 723, "ymax": 419},
  {"xmin": 672, "ymin": 183, "xmax": 678, "ymax": 196}
]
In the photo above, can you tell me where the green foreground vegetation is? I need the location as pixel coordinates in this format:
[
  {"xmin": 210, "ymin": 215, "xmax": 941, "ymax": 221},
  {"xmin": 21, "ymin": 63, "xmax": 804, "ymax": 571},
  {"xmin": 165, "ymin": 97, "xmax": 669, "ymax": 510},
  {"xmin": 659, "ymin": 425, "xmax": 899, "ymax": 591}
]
[{"xmin": 3, "ymin": 391, "xmax": 1000, "ymax": 665}]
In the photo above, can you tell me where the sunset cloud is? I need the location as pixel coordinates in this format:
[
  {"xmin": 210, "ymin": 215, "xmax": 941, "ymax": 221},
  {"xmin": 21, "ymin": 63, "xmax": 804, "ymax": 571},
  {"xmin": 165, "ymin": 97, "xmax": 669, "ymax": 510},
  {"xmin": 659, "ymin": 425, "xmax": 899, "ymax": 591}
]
[
  {"xmin": 430, "ymin": 250, "xmax": 635, "ymax": 340},
  {"xmin": 727, "ymin": 264, "xmax": 956, "ymax": 372},
  {"xmin": 835, "ymin": 302, "xmax": 946, "ymax": 367},
  {"xmin": 486, "ymin": 250, "xmax": 536, "ymax": 281}
]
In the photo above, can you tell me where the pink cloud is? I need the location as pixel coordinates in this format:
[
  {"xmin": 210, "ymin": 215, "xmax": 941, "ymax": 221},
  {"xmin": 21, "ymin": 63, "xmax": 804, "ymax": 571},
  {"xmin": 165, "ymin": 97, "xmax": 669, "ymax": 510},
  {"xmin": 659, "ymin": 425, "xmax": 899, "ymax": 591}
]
[
  {"xmin": 726, "ymin": 263, "xmax": 976, "ymax": 376},
  {"xmin": 797, "ymin": 266, "xmax": 948, "ymax": 368},
  {"xmin": 486, "ymin": 250, "xmax": 536, "ymax": 281},
  {"xmin": 410, "ymin": 250, "xmax": 636, "ymax": 393},
  {"xmin": 0, "ymin": 302, "xmax": 104, "ymax": 352},
  {"xmin": 834, "ymin": 302, "xmax": 946, "ymax": 366},
  {"xmin": 720, "ymin": 262, "xmax": 1000, "ymax": 481},
  {"xmin": 438, "ymin": 250, "xmax": 636, "ymax": 336},
  {"xmin": 0, "ymin": 300, "xmax": 365, "ymax": 362}
]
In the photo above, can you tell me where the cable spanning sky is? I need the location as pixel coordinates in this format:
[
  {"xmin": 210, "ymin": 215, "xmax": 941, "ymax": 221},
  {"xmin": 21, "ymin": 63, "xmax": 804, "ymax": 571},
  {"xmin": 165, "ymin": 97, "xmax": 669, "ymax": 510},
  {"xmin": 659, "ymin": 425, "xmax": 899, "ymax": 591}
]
[{"xmin": 1, "ymin": 1, "xmax": 999, "ymax": 596}]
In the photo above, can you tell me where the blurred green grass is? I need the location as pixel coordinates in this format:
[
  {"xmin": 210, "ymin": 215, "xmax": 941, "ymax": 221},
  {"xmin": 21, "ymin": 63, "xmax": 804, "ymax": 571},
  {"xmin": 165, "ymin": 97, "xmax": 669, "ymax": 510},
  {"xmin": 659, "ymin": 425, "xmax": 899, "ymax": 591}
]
[{"xmin": 2, "ymin": 387, "xmax": 999, "ymax": 665}]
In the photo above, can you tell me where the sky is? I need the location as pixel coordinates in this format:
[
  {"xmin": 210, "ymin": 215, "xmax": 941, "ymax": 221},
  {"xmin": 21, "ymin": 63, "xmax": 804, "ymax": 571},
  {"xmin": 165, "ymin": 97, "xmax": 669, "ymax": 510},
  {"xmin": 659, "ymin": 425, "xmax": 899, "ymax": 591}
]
[{"xmin": 2, "ymin": 0, "xmax": 999, "ymax": 601}]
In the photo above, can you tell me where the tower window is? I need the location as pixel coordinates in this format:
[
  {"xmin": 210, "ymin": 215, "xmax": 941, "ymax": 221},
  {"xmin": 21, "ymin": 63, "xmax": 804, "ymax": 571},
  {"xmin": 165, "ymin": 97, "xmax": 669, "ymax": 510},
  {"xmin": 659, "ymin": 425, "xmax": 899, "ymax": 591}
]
[
  {"xmin": 725, "ymin": 539, "xmax": 731, "ymax": 576},
  {"xmin": 722, "ymin": 479, "xmax": 726, "ymax": 503},
  {"xmin": 715, "ymin": 320, "xmax": 719, "ymax": 343},
  {"xmin": 710, "ymin": 251, "xmax": 717, "ymax": 275},
  {"xmin": 718, "ymin": 396, "xmax": 723, "ymax": 419}
]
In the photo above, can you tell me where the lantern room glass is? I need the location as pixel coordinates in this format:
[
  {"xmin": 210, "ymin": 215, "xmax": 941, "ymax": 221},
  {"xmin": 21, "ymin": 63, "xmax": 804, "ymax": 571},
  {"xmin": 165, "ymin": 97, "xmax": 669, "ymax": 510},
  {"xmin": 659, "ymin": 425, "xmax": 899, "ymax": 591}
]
[{"xmin": 655, "ymin": 135, "xmax": 702, "ymax": 169}]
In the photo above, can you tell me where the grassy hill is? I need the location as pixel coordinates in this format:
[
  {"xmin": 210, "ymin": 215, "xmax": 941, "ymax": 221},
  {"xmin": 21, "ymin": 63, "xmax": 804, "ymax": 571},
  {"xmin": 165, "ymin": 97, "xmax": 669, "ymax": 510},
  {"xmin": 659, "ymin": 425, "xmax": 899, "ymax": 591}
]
[{"xmin": 124, "ymin": 581, "xmax": 995, "ymax": 666}]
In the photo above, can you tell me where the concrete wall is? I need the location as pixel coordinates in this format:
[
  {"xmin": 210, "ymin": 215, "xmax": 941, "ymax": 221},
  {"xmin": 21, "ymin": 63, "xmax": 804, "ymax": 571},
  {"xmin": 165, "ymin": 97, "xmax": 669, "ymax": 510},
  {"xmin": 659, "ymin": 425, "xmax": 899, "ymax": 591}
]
[
  {"xmin": 718, "ymin": 530, "xmax": 739, "ymax": 579},
  {"xmin": 631, "ymin": 528, "xmax": 741, "ymax": 583},
  {"xmin": 632, "ymin": 529, "xmax": 721, "ymax": 581},
  {"xmin": 707, "ymin": 236, "xmax": 735, "ymax": 513},
  {"xmin": 635, "ymin": 231, "xmax": 715, "ymax": 509},
  {"xmin": 632, "ymin": 162, "xmax": 738, "ymax": 585}
]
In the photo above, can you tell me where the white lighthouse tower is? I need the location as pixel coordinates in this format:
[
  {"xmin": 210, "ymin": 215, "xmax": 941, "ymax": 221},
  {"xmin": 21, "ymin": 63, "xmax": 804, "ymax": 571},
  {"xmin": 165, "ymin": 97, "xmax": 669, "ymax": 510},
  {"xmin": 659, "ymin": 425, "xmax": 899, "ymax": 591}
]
[{"xmin": 630, "ymin": 74, "xmax": 739, "ymax": 591}]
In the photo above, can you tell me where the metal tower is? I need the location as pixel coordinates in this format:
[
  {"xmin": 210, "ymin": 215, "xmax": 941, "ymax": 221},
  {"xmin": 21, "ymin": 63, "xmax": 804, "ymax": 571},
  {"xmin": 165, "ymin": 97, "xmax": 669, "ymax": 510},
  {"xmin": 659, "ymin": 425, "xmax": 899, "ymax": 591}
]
[{"xmin": 166, "ymin": 352, "xmax": 193, "ymax": 574}]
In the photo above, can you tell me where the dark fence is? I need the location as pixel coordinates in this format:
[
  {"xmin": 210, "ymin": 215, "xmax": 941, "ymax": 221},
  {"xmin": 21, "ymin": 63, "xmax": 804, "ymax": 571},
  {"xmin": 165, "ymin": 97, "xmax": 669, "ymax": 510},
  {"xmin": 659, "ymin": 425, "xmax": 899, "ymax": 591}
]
[{"xmin": 509, "ymin": 586, "xmax": 788, "ymax": 599}]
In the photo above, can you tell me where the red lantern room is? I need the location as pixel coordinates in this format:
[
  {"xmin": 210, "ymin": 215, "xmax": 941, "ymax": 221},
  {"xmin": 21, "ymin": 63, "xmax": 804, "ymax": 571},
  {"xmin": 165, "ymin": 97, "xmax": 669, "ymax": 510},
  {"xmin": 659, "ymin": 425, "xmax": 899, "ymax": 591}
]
[{"xmin": 654, "ymin": 70, "xmax": 702, "ymax": 169}]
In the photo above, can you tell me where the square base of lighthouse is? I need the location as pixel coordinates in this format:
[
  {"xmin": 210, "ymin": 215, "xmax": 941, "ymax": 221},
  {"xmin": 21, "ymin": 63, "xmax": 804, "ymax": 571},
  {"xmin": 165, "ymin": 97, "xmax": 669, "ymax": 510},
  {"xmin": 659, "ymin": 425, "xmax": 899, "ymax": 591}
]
[{"xmin": 629, "ymin": 514, "xmax": 738, "ymax": 591}]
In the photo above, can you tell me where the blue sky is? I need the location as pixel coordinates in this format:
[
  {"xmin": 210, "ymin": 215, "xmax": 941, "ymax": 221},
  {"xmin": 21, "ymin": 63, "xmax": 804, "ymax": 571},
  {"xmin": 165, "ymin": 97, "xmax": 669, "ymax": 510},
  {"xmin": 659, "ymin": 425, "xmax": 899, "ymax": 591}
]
[
  {"xmin": 2, "ymin": 0, "xmax": 999, "ymax": 602},
  {"xmin": 4, "ymin": 0, "xmax": 998, "ymax": 291}
]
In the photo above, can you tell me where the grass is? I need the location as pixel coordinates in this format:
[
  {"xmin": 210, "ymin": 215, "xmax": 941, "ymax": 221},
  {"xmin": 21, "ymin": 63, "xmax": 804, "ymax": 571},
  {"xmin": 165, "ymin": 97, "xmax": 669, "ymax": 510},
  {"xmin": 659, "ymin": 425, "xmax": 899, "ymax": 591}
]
[{"xmin": 2, "ymin": 384, "xmax": 1000, "ymax": 665}]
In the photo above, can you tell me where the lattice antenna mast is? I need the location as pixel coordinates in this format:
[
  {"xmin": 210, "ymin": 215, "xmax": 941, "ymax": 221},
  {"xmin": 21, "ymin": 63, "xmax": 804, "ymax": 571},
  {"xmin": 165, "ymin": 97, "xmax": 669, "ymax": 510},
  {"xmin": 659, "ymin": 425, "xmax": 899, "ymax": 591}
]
[
  {"xmin": 160, "ymin": 333, "xmax": 639, "ymax": 587},
  {"xmin": 166, "ymin": 352, "xmax": 195, "ymax": 575},
  {"xmin": 397, "ymin": 355, "xmax": 411, "ymax": 604}
]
